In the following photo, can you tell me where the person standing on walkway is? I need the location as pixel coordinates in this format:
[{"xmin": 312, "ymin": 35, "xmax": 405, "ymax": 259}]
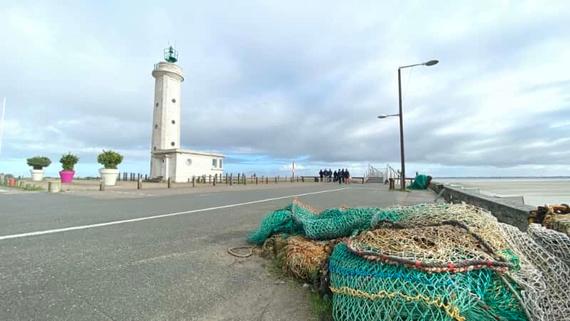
[{"xmin": 319, "ymin": 169, "xmax": 323, "ymax": 182}]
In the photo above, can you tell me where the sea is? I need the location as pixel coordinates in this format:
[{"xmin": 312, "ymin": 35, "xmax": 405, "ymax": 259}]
[{"xmin": 434, "ymin": 177, "xmax": 570, "ymax": 207}]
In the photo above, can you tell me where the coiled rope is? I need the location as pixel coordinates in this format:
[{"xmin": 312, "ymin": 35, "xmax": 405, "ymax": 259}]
[{"xmin": 227, "ymin": 246, "xmax": 253, "ymax": 258}]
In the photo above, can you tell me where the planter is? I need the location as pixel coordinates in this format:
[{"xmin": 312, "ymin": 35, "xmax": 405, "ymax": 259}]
[
  {"xmin": 31, "ymin": 169, "xmax": 45, "ymax": 181},
  {"xmin": 100, "ymin": 168, "xmax": 119, "ymax": 186},
  {"xmin": 59, "ymin": 170, "xmax": 75, "ymax": 183}
]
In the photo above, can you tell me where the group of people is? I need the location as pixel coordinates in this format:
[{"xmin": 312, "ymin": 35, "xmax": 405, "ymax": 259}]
[{"xmin": 319, "ymin": 168, "xmax": 350, "ymax": 184}]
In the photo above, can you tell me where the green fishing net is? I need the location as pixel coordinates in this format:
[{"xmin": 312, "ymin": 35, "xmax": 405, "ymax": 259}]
[
  {"xmin": 329, "ymin": 243, "xmax": 527, "ymax": 321},
  {"xmin": 247, "ymin": 201, "xmax": 405, "ymax": 244}
]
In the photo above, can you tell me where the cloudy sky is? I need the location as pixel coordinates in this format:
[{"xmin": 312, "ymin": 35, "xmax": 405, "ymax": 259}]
[{"xmin": 1, "ymin": 0, "xmax": 569, "ymax": 177}]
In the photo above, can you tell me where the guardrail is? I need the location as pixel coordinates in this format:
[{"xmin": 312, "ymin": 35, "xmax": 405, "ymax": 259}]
[{"xmin": 116, "ymin": 172, "xmax": 366, "ymax": 185}]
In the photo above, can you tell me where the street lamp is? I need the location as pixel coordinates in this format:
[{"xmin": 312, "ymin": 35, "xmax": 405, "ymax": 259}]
[{"xmin": 379, "ymin": 59, "xmax": 438, "ymax": 191}]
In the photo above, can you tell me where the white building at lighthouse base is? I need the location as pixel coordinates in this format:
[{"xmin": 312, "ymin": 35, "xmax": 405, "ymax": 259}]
[{"xmin": 151, "ymin": 148, "xmax": 224, "ymax": 183}]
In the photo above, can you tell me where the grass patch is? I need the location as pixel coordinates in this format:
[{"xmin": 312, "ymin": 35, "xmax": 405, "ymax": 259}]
[
  {"xmin": 0, "ymin": 182, "xmax": 43, "ymax": 192},
  {"xmin": 265, "ymin": 254, "xmax": 287, "ymax": 277},
  {"xmin": 22, "ymin": 184, "xmax": 43, "ymax": 191},
  {"xmin": 309, "ymin": 291, "xmax": 333, "ymax": 321},
  {"xmin": 261, "ymin": 238, "xmax": 333, "ymax": 321}
]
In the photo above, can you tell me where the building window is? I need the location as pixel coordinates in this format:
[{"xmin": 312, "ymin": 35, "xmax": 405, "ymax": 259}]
[
  {"xmin": 154, "ymin": 124, "xmax": 158, "ymax": 129},
  {"xmin": 212, "ymin": 159, "xmax": 218, "ymax": 168},
  {"xmin": 171, "ymin": 120, "xmax": 175, "ymax": 124},
  {"xmin": 153, "ymin": 146, "xmax": 157, "ymax": 151},
  {"xmin": 171, "ymin": 142, "xmax": 175, "ymax": 147},
  {"xmin": 155, "ymin": 102, "xmax": 159, "ymax": 107},
  {"xmin": 219, "ymin": 159, "xmax": 223, "ymax": 168},
  {"xmin": 171, "ymin": 98, "xmax": 176, "ymax": 103},
  {"xmin": 186, "ymin": 158, "xmax": 192, "ymax": 166}
]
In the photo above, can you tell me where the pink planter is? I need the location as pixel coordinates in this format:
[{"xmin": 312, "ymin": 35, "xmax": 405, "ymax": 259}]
[{"xmin": 59, "ymin": 170, "xmax": 75, "ymax": 183}]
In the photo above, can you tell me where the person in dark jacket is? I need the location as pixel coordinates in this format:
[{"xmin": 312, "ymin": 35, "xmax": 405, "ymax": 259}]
[{"xmin": 319, "ymin": 169, "xmax": 323, "ymax": 182}]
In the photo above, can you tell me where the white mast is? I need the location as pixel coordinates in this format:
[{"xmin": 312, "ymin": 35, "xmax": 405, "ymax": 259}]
[
  {"xmin": 0, "ymin": 97, "xmax": 5, "ymax": 156},
  {"xmin": 292, "ymin": 161, "xmax": 295, "ymax": 179}
]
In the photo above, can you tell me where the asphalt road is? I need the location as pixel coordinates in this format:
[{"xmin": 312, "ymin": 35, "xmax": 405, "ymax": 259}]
[{"xmin": 0, "ymin": 184, "xmax": 434, "ymax": 321}]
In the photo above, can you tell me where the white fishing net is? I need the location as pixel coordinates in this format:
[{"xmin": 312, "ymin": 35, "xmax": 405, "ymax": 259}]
[
  {"xmin": 527, "ymin": 223, "xmax": 570, "ymax": 266},
  {"xmin": 499, "ymin": 223, "xmax": 570, "ymax": 321}
]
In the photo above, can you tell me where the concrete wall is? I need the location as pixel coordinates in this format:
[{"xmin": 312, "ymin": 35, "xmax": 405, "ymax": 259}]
[{"xmin": 431, "ymin": 182, "xmax": 533, "ymax": 231}]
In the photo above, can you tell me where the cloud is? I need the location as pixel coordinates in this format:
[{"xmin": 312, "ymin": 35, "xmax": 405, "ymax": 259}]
[{"xmin": 1, "ymin": 0, "xmax": 570, "ymax": 177}]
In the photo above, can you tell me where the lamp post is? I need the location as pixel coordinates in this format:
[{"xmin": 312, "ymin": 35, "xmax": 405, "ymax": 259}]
[{"xmin": 378, "ymin": 59, "xmax": 438, "ymax": 191}]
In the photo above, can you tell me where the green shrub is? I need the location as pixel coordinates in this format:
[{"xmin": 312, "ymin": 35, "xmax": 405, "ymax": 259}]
[
  {"xmin": 26, "ymin": 156, "xmax": 51, "ymax": 170},
  {"xmin": 97, "ymin": 150, "xmax": 123, "ymax": 169},
  {"xmin": 60, "ymin": 153, "xmax": 79, "ymax": 171}
]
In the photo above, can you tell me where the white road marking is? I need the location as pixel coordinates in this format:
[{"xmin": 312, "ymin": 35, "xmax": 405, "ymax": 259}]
[{"xmin": 0, "ymin": 187, "xmax": 345, "ymax": 241}]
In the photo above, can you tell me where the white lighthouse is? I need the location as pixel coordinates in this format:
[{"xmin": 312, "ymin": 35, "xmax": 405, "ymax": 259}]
[{"xmin": 150, "ymin": 47, "xmax": 224, "ymax": 182}]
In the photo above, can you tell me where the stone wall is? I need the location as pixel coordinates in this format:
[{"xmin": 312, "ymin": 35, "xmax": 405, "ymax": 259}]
[{"xmin": 430, "ymin": 182, "xmax": 534, "ymax": 231}]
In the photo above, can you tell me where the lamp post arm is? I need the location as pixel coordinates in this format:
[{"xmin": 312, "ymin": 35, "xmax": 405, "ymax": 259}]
[
  {"xmin": 378, "ymin": 113, "xmax": 400, "ymax": 119},
  {"xmin": 399, "ymin": 63, "xmax": 424, "ymax": 70}
]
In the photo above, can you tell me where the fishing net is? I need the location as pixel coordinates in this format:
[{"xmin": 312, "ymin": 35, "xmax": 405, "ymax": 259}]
[
  {"xmin": 248, "ymin": 200, "xmax": 391, "ymax": 245},
  {"xmin": 248, "ymin": 201, "xmax": 570, "ymax": 321},
  {"xmin": 347, "ymin": 223, "xmax": 514, "ymax": 273},
  {"xmin": 248, "ymin": 207, "xmax": 304, "ymax": 245},
  {"xmin": 282, "ymin": 236, "xmax": 331, "ymax": 281},
  {"xmin": 499, "ymin": 223, "xmax": 570, "ymax": 321},
  {"xmin": 259, "ymin": 234, "xmax": 333, "ymax": 296},
  {"xmin": 329, "ymin": 243, "xmax": 527, "ymax": 321},
  {"xmin": 299, "ymin": 207, "xmax": 380, "ymax": 240},
  {"xmin": 409, "ymin": 174, "xmax": 432, "ymax": 190},
  {"xmin": 373, "ymin": 203, "xmax": 511, "ymax": 254},
  {"xmin": 260, "ymin": 234, "xmax": 289, "ymax": 258},
  {"xmin": 527, "ymin": 223, "xmax": 570, "ymax": 266}
]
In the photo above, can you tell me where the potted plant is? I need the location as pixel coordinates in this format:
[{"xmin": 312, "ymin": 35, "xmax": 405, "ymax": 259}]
[
  {"xmin": 97, "ymin": 150, "xmax": 123, "ymax": 186},
  {"xmin": 26, "ymin": 156, "xmax": 51, "ymax": 181},
  {"xmin": 59, "ymin": 153, "xmax": 79, "ymax": 183}
]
